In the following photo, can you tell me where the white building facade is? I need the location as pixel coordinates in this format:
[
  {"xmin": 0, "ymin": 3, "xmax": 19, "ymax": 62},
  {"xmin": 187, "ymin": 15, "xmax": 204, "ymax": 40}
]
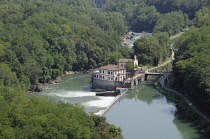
[
  {"xmin": 93, "ymin": 64, "xmax": 126, "ymax": 82},
  {"xmin": 92, "ymin": 56, "xmax": 138, "ymax": 90}
]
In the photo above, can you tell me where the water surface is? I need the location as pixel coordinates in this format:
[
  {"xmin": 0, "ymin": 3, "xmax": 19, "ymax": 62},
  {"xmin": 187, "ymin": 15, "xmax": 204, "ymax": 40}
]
[
  {"xmin": 32, "ymin": 74, "xmax": 203, "ymax": 139},
  {"xmin": 32, "ymin": 73, "xmax": 115, "ymax": 115},
  {"xmin": 105, "ymin": 80, "xmax": 203, "ymax": 139}
]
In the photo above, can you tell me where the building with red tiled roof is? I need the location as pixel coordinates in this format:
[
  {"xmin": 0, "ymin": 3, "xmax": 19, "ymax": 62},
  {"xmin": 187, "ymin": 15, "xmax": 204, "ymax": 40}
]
[
  {"xmin": 117, "ymin": 55, "xmax": 138, "ymax": 69},
  {"xmin": 92, "ymin": 56, "xmax": 139, "ymax": 90},
  {"xmin": 99, "ymin": 64, "xmax": 125, "ymax": 71}
]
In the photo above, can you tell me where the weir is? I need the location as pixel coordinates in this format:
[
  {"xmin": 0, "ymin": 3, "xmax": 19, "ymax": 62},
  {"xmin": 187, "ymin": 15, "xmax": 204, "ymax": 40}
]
[{"xmin": 100, "ymin": 88, "xmax": 128, "ymax": 116}]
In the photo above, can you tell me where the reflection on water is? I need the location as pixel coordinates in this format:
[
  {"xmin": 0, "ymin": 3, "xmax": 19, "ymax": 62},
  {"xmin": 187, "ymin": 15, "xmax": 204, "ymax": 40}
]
[
  {"xmin": 126, "ymin": 84, "xmax": 162, "ymax": 105},
  {"xmin": 105, "ymin": 78, "xmax": 203, "ymax": 139}
]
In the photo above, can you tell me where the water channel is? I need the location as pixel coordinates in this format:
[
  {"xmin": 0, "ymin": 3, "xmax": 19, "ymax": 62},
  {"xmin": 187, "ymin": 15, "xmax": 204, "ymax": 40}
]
[
  {"xmin": 105, "ymin": 79, "xmax": 203, "ymax": 139},
  {"xmin": 32, "ymin": 32, "xmax": 204, "ymax": 138}
]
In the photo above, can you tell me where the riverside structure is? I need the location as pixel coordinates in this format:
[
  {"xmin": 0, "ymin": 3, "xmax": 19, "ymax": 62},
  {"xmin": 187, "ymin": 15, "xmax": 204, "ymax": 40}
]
[{"xmin": 92, "ymin": 56, "xmax": 142, "ymax": 91}]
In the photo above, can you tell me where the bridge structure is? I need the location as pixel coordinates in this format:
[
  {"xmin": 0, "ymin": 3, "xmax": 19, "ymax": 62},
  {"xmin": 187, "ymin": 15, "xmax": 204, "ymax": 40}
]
[
  {"xmin": 144, "ymin": 72, "xmax": 163, "ymax": 80},
  {"xmin": 128, "ymin": 72, "xmax": 163, "ymax": 87}
]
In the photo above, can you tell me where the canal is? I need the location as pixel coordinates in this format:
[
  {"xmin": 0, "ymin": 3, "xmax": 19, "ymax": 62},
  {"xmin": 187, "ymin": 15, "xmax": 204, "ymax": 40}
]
[{"xmin": 105, "ymin": 78, "xmax": 203, "ymax": 139}]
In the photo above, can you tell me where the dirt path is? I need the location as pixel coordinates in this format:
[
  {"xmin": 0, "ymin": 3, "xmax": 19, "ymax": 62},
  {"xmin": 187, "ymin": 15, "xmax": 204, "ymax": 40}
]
[{"xmin": 145, "ymin": 31, "xmax": 185, "ymax": 73}]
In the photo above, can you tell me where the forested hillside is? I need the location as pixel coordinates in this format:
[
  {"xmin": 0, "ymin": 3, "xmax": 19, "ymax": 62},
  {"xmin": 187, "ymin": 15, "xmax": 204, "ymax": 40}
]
[
  {"xmin": 1, "ymin": 0, "xmax": 210, "ymax": 138},
  {"xmin": 173, "ymin": 6, "xmax": 210, "ymax": 117},
  {"xmin": 133, "ymin": 32, "xmax": 171, "ymax": 66},
  {"xmin": 102, "ymin": 0, "xmax": 207, "ymax": 32},
  {"xmin": 0, "ymin": 84, "xmax": 122, "ymax": 138},
  {"xmin": 0, "ymin": 0, "xmax": 127, "ymax": 91},
  {"xmin": 0, "ymin": 0, "xmax": 126, "ymax": 138}
]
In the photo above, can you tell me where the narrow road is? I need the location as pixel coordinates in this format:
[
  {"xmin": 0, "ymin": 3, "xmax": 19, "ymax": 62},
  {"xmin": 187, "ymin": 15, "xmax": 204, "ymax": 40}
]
[
  {"xmin": 146, "ymin": 31, "xmax": 183, "ymax": 73},
  {"xmin": 145, "ymin": 30, "xmax": 210, "ymax": 123},
  {"xmin": 159, "ymin": 73, "xmax": 210, "ymax": 122}
]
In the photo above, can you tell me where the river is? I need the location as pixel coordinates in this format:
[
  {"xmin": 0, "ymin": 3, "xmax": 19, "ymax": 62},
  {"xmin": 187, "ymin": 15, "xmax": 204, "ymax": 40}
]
[
  {"xmin": 32, "ymin": 74, "xmax": 204, "ymax": 139},
  {"xmin": 105, "ymin": 78, "xmax": 203, "ymax": 139},
  {"xmin": 31, "ymin": 73, "xmax": 116, "ymax": 115},
  {"xmin": 31, "ymin": 32, "xmax": 204, "ymax": 138},
  {"xmin": 123, "ymin": 31, "xmax": 152, "ymax": 48}
]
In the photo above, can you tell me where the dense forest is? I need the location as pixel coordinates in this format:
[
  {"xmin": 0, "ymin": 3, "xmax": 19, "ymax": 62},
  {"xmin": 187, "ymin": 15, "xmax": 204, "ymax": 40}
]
[
  {"xmin": 0, "ymin": 0, "xmax": 128, "ymax": 91},
  {"xmin": 0, "ymin": 84, "xmax": 122, "ymax": 138},
  {"xmin": 0, "ymin": 0, "xmax": 127, "ymax": 138},
  {"xmin": 102, "ymin": 0, "xmax": 207, "ymax": 32},
  {"xmin": 133, "ymin": 32, "xmax": 171, "ymax": 66},
  {"xmin": 1, "ymin": 0, "xmax": 210, "ymax": 138},
  {"xmin": 173, "ymin": 12, "xmax": 210, "ymax": 117}
]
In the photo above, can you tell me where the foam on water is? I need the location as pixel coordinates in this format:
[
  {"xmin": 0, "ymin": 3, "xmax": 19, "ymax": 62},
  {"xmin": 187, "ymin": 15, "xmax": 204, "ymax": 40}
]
[
  {"xmin": 41, "ymin": 90, "xmax": 116, "ymax": 113},
  {"xmin": 84, "ymin": 96, "xmax": 116, "ymax": 108},
  {"xmin": 95, "ymin": 110, "xmax": 105, "ymax": 116},
  {"xmin": 45, "ymin": 91, "xmax": 96, "ymax": 98}
]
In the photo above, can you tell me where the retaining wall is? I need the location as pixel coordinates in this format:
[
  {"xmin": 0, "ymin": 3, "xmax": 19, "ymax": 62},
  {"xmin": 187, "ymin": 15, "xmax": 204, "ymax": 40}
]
[{"xmin": 92, "ymin": 78, "xmax": 131, "ymax": 91}]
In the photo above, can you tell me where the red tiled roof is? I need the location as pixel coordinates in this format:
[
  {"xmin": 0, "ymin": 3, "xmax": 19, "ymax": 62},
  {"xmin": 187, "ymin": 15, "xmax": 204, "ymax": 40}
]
[
  {"xmin": 117, "ymin": 59, "xmax": 133, "ymax": 63},
  {"xmin": 99, "ymin": 64, "xmax": 125, "ymax": 70}
]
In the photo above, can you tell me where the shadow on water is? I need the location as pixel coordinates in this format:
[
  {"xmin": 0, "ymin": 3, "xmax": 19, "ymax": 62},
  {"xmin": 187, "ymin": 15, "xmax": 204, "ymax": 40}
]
[{"xmin": 173, "ymin": 113, "xmax": 208, "ymax": 139}]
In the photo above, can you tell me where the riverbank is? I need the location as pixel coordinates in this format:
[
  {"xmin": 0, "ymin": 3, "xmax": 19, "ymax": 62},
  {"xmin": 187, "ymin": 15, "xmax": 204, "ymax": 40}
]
[
  {"xmin": 26, "ymin": 71, "xmax": 85, "ymax": 95},
  {"xmin": 154, "ymin": 74, "xmax": 210, "ymax": 137}
]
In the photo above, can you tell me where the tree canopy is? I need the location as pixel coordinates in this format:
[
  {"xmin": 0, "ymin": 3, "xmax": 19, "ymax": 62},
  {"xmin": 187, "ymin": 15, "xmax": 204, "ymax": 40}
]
[
  {"xmin": 133, "ymin": 32, "xmax": 171, "ymax": 66},
  {"xmin": 1, "ymin": 0, "xmax": 210, "ymax": 138},
  {"xmin": 0, "ymin": 0, "xmax": 127, "ymax": 90},
  {"xmin": 173, "ymin": 19, "xmax": 210, "ymax": 116}
]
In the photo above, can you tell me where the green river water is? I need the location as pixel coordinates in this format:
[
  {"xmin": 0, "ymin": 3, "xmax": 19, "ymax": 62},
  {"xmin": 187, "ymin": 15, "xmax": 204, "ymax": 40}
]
[
  {"xmin": 105, "ymin": 79, "xmax": 204, "ymax": 139},
  {"xmin": 32, "ymin": 73, "xmax": 204, "ymax": 139}
]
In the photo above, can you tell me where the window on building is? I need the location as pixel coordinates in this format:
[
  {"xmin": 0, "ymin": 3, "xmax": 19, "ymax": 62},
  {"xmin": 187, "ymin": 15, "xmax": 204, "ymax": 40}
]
[
  {"xmin": 109, "ymin": 71, "xmax": 113, "ymax": 75},
  {"xmin": 103, "ymin": 76, "xmax": 105, "ymax": 79},
  {"xmin": 96, "ymin": 75, "xmax": 99, "ymax": 78},
  {"xmin": 121, "ymin": 64, "xmax": 123, "ymax": 67},
  {"xmin": 108, "ymin": 77, "xmax": 113, "ymax": 81}
]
